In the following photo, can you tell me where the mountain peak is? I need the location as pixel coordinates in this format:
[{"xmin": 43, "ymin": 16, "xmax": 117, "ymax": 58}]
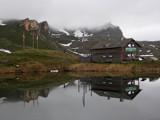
[{"xmin": 104, "ymin": 23, "xmax": 119, "ymax": 30}]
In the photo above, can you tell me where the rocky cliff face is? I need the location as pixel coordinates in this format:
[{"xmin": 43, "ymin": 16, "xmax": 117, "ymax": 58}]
[
  {"xmin": 39, "ymin": 21, "xmax": 49, "ymax": 32},
  {"xmin": 19, "ymin": 18, "xmax": 40, "ymax": 31},
  {"xmin": 19, "ymin": 18, "xmax": 49, "ymax": 32}
]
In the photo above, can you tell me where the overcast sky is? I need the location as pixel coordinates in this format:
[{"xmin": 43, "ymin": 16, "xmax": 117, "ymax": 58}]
[{"xmin": 0, "ymin": 0, "xmax": 160, "ymax": 41}]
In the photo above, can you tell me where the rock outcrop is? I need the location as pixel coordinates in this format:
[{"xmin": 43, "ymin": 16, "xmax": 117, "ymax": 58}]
[
  {"xmin": 19, "ymin": 18, "xmax": 49, "ymax": 32},
  {"xmin": 19, "ymin": 18, "xmax": 40, "ymax": 31},
  {"xmin": 39, "ymin": 21, "xmax": 49, "ymax": 32}
]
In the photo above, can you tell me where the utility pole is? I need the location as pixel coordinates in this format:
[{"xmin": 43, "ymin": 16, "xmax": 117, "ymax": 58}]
[{"xmin": 82, "ymin": 32, "xmax": 85, "ymax": 62}]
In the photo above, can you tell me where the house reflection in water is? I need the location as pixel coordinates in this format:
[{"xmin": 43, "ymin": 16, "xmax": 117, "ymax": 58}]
[{"xmin": 79, "ymin": 77, "xmax": 141, "ymax": 104}]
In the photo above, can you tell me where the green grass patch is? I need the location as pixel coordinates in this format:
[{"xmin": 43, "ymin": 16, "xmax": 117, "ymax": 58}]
[{"xmin": 0, "ymin": 49, "xmax": 79, "ymax": 73}]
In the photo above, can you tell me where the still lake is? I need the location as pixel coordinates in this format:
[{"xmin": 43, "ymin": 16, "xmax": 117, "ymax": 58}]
[{"xmin": 0, "ymin": 73, "xmax": 160, "ymax": 120}]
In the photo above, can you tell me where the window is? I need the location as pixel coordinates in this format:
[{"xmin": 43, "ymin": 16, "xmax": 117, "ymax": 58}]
[
  {"xmin": 109, "ymin": 55, "xmax": 112, "ymax": 58},
  {"xmin": 109, "ymin": 82, "xmax": 112, "ymax": 85},
  {"xmin": 128, "ymin": 44, "xmax": 131, "ymax": 47},
  {"xmin": 128, "ymin": 91, "xmax": 131, "ymax": 95},
  {"xmin": 128, "ymin": 54, "xmax": 131, "ymax": 57},
  {"xmin": 128, "ymin": 43, "xmax": 135, "ymax": 47},
  {"xmin": 102, "ymin": 55, "xmax": 106, "ymax": 58},
  {"xmin": 132, "ymin": 54, "xmax": 135, "ymax": 57}
]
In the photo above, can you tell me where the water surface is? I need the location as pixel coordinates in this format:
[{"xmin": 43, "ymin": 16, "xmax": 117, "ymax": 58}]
[{"xmin": 0, "ymin": 73, "xmax": 160, "ymax": 120}]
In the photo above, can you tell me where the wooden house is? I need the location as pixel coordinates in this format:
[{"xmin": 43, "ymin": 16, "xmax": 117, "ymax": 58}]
[{"xmin": 91, "ymin": 38, "xmax": 141, "ymax": 62}]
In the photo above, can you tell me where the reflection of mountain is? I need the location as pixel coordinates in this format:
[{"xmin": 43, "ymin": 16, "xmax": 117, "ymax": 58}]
[
  {"xmin": 0, "ymin": 88, "xmax": 49, "ymax": 104},
  {"xmin": 80, "ymin": 77, "xmax": 141, "ymax": 103},
  {"xmin": 22, "ymin": 89, "xmax": 49, "ymax": 103}
]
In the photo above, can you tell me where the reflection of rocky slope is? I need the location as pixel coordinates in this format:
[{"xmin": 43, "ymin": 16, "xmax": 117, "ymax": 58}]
[{"xmin": 0, "ymin": 88, "xmax": 49, "ymax": 103}]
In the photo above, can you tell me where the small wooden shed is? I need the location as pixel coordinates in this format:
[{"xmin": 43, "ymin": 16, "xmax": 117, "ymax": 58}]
[{"xmin": 91, "ymin": 38, "xmax": 141, "ymax": 62}]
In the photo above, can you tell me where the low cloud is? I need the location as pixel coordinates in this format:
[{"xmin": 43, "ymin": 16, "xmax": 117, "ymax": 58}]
[{"xmin": 0, "ymin": 0, "xmax": 160, "ymax": 40}]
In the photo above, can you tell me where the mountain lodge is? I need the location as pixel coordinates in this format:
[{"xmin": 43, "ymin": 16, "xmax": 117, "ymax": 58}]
[{"xmin": 91, "ymin": 38, "xmax": 141, "ymax": 62}]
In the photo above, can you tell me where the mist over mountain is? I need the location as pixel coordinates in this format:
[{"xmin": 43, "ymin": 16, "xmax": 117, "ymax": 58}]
[{"xmin": 0, "ymin": 18, "xmax": 160, "ymax": 59}]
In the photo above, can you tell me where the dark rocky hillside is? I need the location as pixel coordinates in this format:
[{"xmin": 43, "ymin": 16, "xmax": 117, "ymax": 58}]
[{"xmin": 0, "ymin": 18, "xmax": 64, "ymax": 52}]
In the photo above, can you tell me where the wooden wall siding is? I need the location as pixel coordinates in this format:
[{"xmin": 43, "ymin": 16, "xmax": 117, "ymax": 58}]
[
  {"xmin": 91, "ymin": 77, "xmax": 140, "ymax": 96},
  {"xmin": 91, "ymin": 48, "xmax": 122, "ymax": 62},
  {"xmin": 91, "ymin": 77, "xmax": 123, "ymax": 92},
  {"xmin": 121, "ymin": 41, "xmax": 140, "ymax": 61},
  {"xmin": 91, "ymin": 48, "xmax": 122, "ymax": 53},
  {"xmin": 91, "ymin": 40, "xmax": 141, "ymax": 62}
]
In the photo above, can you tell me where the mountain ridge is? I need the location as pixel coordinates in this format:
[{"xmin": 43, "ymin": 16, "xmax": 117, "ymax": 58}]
[{"xmin": 0, "ymin": 18, "xmax": 160, "ymax": 59}]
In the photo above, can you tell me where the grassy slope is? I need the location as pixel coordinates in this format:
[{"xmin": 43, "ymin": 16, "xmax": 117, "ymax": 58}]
[
  {"xmin": 0, "ymin": 50, "xmax": 78, "ymax": 73},
  {"xmin": 0, "ymin": 49, "xmax": 160, "ymax": 74}
]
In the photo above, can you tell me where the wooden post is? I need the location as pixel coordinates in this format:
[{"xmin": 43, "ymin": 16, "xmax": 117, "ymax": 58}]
[
  {"xmin": 23, "ymin": 32, "xmax": 25, "ymax": 50},
  {"xmin": 32, "ymin": 32, "xmax": 34, "ymax": 49},
  {"xmin": 37, "ymin": 38, "xmax": 38, "ymax": 49},
  {"xmin": 36, "ymin": 34, "xmax": 38, "ymax": 50},
  {"xmin": 23, "ymin": 39, "xmax": 25, "ymax": 50}
]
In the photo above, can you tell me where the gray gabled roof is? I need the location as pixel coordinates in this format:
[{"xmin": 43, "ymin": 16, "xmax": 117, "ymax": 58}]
[{"xmin": 92, "ymin": 38, "xmax": 141, "ymax": 49}]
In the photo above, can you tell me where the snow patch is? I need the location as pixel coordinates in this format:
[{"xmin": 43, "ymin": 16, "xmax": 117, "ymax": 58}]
[
  {"xmin": 71, "ymin": 47, "xmax": 79, "ymax": 50},
  {"xmin": 60, "ymin": 42, "xmax": 72, "ymax": 47},
  {"xmin": 147, "ymin": 50, "xmax": 151, "ymax": 53},
  {"xmin": 0, "ymin": 49, "xmax": 11, "ymax": 53},
  {"xmin": 74, "ymin": 30, "xmax": 93, "ymax": 37},
  {"xmin": 59, "ymin": 29, "xmax": 70, "ymax": 35},
  {"xmin": 67, "ymin": 49, "xmax": 90, "ymax": 57},
  {"xmin": 52, "ymin": 33, "xmax": 61, "ymax": 36},
  {"xmin": 140, "ymin": 55, "xmax": 154, "ymax": 57},
  {"xmin": 0, "ymin": 20, "xmax": 6, "ymax": 26},
  {"xmin": 74, "ymin": 30, "xmax": 83, "ymax": 37},
  {"xmin": 149, "ymin": 45, "xmax": 155, "ymax": 47}
]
